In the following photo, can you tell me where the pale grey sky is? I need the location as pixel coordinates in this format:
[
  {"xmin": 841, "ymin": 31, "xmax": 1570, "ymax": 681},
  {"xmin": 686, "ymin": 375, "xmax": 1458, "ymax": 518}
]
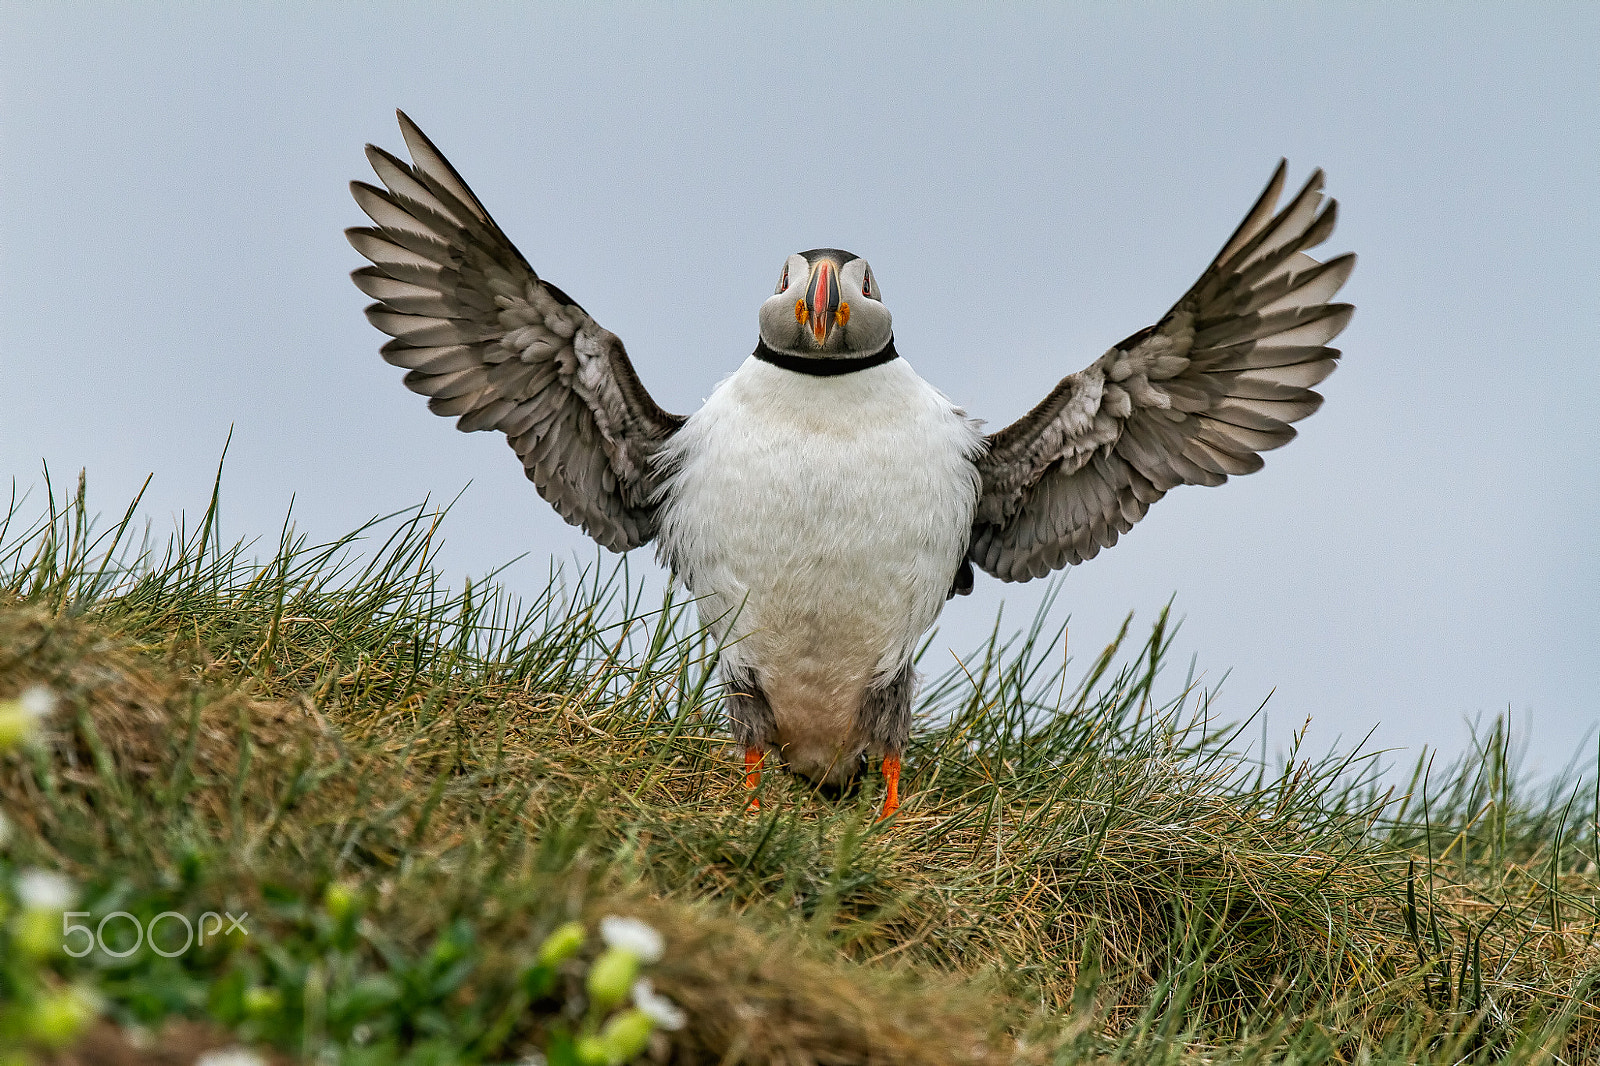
[{"xmin": 3, "ymin": 5, "xmax": 1596, "ymax": 782}]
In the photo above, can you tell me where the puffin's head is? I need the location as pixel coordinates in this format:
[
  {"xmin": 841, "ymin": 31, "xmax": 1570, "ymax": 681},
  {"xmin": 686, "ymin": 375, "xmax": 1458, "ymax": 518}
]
[{"xmin": 758, "ymin": 249, "xmax": 892, "ymax": 359}]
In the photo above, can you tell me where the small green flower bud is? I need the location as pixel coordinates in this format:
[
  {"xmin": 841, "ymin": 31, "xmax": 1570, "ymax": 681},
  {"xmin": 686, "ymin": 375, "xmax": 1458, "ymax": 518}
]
[
  {"xmin": 0, "ymin": 689, "xmax": 53, "ymax": 751},
  {"xmin": 575, "ymin": 1035, "xmax": 611, "ymax": 1066},
  {"xmin": 243, "ymin": 985, "xmax": 283, "ymax": 1018},
  {"xmin": 537, "ymin": 920, "xmax": 586, "ymax": 967},
  {"xmin": 586, "ymin": 947, "xmax": 640, "ymax": 1012},
  {"xmin": 0, "ymin": 703, "xmax": 32, "ymax": 748},
  {"xmin": 322, "ymin": 881, "xmax": 357, "ymax": 921},
  {"xmin": 25, "ymin": 985, "xmax": 97, "ymax": 1048},
  {"xmin": 14, "ymin": 907, "xmax": 60, "ymax": 959},
  {"xmin": 599, "ymin": 1008, "xmax": 656, "ymax": 1064}
]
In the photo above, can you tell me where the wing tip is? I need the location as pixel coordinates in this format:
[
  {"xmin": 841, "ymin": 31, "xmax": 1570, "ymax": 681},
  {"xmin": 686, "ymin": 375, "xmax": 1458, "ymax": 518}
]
[{"xmin": 343, "ymin": 225, "xmax": 382, "ymax": 252}]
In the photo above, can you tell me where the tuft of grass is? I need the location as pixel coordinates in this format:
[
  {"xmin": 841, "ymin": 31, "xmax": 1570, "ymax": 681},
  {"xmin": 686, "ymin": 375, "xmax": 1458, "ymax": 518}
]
[{"xmin": 1, "ymin": 468, "xmax": 1596, "ymax": 1065}]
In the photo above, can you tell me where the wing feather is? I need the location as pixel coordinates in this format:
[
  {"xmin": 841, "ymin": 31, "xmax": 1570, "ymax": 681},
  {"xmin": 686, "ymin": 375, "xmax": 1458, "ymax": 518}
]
[
  {"xmin": 346, "ymin": 229, "xmax": 441, "ymax": 274},
  {"xmin": 350, "ymin": 268, "xmax": 458, "ymax": 316},
  {"xmin": 380, "ymin": 343, "xmax": 482, "ymax": 374},
  {"xmin": 347, "ymin": 111, "xmax": 683, "ymax": 551},
  {"xmin": 971, "ymin": 164, "xmax": 1354, "ymax": 582}
]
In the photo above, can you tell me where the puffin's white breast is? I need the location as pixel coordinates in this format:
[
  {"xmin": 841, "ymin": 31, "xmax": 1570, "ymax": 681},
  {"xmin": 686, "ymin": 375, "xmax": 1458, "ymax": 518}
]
[{"xmin": 656, "ymin": 356, "xmax": 983, "ymax": 776}]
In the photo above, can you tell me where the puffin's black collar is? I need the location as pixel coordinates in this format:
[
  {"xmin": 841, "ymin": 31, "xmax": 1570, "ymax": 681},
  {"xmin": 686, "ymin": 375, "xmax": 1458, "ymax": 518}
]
[{"xmin": 753, "ymin": 337, "xmax": 899, "ymax": 376}]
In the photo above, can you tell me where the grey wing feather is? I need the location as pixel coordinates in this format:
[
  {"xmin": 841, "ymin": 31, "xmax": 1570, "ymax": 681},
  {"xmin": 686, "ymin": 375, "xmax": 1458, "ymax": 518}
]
[
  {"xmin": 971, "ymin": 161, "xmax": 1354, "ymax": 581},
  {"xmin": 347, "ymin": 111, "xmax": 684, "ymax": 552}
]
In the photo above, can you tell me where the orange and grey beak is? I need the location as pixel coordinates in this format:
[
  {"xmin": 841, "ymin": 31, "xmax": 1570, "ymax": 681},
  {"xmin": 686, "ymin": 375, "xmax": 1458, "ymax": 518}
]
[{"xmin": 794, "ymin": 259, "xmax": 850, "ymax": 345}]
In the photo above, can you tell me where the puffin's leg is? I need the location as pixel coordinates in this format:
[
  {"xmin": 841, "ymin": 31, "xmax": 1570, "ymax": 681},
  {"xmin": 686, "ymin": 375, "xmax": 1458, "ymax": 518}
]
[
  {"xmin": 723, "ymin": 665, "xmax": 775, "ymax": 810},
  {"xmin": 880, "ymin": 754, "xmax": 902, "ymax": 819},
  {"xmin": 743, "ymin": 748, "xmax": 766, "ymax": 808},
  {"xmin": 860, "ymin": 662, "xmax": 914, "ymax": 820}
]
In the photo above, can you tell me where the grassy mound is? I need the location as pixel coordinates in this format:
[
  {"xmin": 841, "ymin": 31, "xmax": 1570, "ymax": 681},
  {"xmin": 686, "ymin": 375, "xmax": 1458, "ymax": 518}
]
[{"xmin": 0, "ymin": 472, "xmax": 1595, "ymax": 1064}]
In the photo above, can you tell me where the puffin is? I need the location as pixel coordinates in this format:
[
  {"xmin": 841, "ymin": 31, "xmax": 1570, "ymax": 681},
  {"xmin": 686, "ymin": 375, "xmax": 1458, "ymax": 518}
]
[{"xmin": 347, "ymin": 112, "xmax": 1354, "ymax": 819}]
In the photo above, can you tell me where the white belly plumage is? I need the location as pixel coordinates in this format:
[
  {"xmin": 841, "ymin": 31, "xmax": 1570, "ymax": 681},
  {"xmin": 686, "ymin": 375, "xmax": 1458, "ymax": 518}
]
[{"xmin": 656, "ymin": 356, "xmax": 984, "ymax": 779}]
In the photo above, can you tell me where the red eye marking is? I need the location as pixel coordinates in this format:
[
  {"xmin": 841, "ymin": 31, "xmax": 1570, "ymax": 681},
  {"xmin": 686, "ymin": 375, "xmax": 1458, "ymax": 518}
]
[{"xmin": 863, "ymin": 274, "xmax": 871, "ymax": 296}]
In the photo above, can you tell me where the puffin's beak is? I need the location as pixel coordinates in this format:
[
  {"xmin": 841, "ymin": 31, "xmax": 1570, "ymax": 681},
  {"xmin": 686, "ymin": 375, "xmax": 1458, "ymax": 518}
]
[{"xmin": 800, "ymin": 259, "xmax": 844, "ymax": 346}]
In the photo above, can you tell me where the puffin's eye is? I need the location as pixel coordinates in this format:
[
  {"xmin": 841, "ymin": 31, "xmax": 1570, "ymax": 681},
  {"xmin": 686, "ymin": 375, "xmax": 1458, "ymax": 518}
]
[
  {"xmin": 862, "ymin": 271, "xmax": 872, "ymax": 297},
  {"xmin": 777, "ymin": 265, "xmax": 789, "ymax": 294}
]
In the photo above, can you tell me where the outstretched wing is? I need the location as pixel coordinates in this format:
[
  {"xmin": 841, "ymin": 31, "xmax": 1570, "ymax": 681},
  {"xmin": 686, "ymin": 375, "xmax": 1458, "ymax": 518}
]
[
  {"xmin": 347, "ymin": 111, "xmax": 684, "ymax": 551},
  {"xmin": 971, "ymin": 162, "xmax": 1354, "ymax": 582}
]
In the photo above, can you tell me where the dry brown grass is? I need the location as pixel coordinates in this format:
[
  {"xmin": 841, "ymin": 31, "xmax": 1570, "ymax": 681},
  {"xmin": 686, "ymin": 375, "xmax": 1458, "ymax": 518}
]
[
  {"xmin": 2, "ymin": 487, "xmax": 1596, "ymax": 1063},
  {"xmin": 1, "ymin": 598, "xmax": 1018, "ymax": 1066}
]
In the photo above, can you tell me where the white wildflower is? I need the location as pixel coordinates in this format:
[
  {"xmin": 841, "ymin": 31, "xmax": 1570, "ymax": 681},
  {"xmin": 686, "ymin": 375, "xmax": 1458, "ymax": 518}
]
[
  {"xmin": 19, "ymin": 686, "xmax": 57, "ymax": 721},
  {"xmin": 195, "ymin": 1048, "xmax": 267, "ymax": 1066},
  {"xmin": 600, "ymin": 915, "xmax": 664, "ymax": 963},
  {"xmin": 16, "ymin": 868, "xmax": 76, "ymax": 911},
  {"xmin": 632, "ymin": 977, "xmax": 687, "ymax": 1031}
]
